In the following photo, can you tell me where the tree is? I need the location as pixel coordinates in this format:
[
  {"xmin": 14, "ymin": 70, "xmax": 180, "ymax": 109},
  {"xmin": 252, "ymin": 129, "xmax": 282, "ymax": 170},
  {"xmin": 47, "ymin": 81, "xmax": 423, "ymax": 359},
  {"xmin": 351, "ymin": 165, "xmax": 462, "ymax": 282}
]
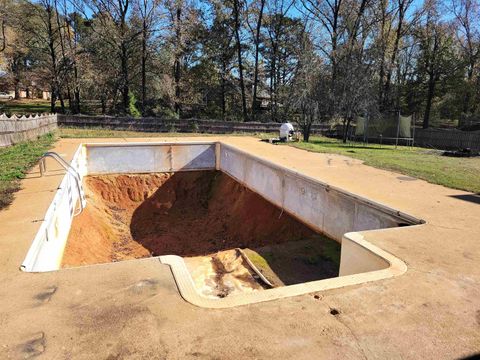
[
  {"xmin": 204, "ymin": 0, "xmax": 236, "ymax": 119},
  {"xmin": 301, "ymin": 0, "xmax": 345, "ymax": 113},
  {"xmin": 415, "ymin": 2, "xmax": 458, "ymax": 128},
  {"xmin": 250, "ymin": 0, "xmax": 266, "ymax": 119},
  {"xmin": 382, "ymin": 0, "xmax": 414, "ymax": 109},
  {"xmin": 1, "ymin": 1, "xmax": 31, "ymax": 99},
  {"xmin": 63, "ymin": 10, "xmax": 83, "ymax": 114},
  {"xmin": 232, "ymin": 0, "xmax": 249, "ymax": 121},
  {"xmin": 262, "ymin": 10, "xmax": 303, "ymax": 122},
  {"xmin": 452, "ymin": 0, "xmax": 480, "ymax": 114},
  {"xmin": 82, "ymin": 0, "xmax": 141, "ymax": 114},
  {"xmin": 163, "ymin": 0, "xmax": 202, "ymax": 116},
  {"xmin": 136, "ymin": 0, "xmax": 161, "ymax": 114},
  {"xmin": 0, "ymin": 0, "xmax": 476, "ymax": 129},
  {"xmin": 289, "ymin": 27, "xmax": 326, "ymax": 141},
  {"xmin": 0, "ymin": 0, "xmax": 10, "ymax": 53},
  {"xmin": 19, "ymin": 0, "xmax": 66, "ymax": 112}
]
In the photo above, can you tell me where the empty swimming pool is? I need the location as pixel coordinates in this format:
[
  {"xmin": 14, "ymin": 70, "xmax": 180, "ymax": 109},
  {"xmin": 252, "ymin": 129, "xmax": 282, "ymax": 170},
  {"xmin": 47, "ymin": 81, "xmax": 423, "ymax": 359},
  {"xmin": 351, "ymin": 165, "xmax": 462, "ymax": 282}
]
[{"xmin": 21, "ymin": 141, "xmax": 424, "ymax": 307}]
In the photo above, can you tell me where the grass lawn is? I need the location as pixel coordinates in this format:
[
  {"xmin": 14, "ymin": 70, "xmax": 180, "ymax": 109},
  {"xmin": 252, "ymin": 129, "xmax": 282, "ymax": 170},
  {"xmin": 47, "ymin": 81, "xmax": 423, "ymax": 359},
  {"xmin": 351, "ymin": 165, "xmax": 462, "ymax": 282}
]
[
  {"xmin": 58, "ymin": 126, "xmax": 277, "ymax": 139},
  {"xmin": 0, "ymin": 99, "xmax": 52, "ymax": 114},
  {"xmin": 291, "ymin": 136, "xmax": 480, "ymax": 193},
  {"xmin": 0, "ymin": 133, "xmax": 56, "ymax": 209}
]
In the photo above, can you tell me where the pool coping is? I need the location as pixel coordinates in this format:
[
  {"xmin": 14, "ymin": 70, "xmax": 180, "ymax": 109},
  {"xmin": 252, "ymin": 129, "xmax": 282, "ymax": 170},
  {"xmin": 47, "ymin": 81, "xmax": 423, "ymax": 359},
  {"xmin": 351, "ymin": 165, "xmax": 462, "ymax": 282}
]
[{"xmin": 159, "ymin": 231, "xmax": 411, "ymax": 308}]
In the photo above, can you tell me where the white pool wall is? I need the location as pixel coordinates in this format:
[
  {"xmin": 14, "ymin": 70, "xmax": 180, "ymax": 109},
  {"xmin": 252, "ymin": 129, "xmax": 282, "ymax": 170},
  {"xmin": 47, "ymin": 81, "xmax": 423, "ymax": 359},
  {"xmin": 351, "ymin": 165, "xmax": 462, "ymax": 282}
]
[
  {"xmin": 219, "ymin": 144, "xmax": 418, "ymax": 242},
  {"xmin": 86, "ymin": 142, "xmax": 216, "ymax": 174},
  {"xmin": 21, "ymin": 145, "xmax": 87, "ymax": 272}
]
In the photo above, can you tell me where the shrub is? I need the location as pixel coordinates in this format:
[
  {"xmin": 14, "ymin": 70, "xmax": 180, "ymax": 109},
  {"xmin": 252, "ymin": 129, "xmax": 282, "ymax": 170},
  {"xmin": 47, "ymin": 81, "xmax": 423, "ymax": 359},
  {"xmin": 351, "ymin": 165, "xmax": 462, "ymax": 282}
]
[{"xmin": 128, "ymin": 92, "xmax": 141, "ymax": 118}]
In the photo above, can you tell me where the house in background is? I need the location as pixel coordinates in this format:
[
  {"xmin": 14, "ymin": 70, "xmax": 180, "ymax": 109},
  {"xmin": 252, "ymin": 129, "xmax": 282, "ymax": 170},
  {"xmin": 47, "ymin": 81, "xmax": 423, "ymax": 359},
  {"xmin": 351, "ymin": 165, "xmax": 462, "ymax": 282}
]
[
  {"xmin": 17, "ymin": 88, "xmax": 51, "ymax": 100},
  {"xmin": 0, "ymin": 69, "xmax": 51, "ymax": 100},
  {"xmin": 0, "ymin": 88, "xmax": 51, "ymax": 100}
]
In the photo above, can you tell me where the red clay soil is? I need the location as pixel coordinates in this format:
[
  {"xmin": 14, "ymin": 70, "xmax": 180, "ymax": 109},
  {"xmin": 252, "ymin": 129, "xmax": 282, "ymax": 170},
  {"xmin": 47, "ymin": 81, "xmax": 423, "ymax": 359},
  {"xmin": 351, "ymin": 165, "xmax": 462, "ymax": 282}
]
[{"xmin": 62, "ymin": 171, "xmax": 317, "ymax": 268}]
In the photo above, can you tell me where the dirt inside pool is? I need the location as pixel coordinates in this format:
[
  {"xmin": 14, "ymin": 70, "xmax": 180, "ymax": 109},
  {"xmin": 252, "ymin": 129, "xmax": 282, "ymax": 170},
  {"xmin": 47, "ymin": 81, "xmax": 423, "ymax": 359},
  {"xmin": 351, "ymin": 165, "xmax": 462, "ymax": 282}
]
[{"xmin": 62, "ymin": 171, "xmax": 340, "ymax": 297}]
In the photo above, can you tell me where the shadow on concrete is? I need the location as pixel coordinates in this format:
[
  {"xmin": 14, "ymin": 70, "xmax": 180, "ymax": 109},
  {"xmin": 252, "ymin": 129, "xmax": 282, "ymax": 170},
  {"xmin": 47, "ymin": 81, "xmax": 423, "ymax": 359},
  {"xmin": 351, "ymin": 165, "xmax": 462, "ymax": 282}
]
[
  {"xmin": 449, "ymin": 193, "xmax": 480, "ymax": 205},
  {"xmin": 458, "ymin": 353, "xmax": 480, "ymax": 360}
]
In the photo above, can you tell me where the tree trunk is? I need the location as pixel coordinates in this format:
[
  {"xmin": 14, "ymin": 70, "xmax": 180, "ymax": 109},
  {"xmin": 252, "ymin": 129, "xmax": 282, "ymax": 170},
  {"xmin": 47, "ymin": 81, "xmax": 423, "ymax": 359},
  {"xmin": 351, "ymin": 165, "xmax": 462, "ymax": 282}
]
[
  {"xmin": 14, "ymin": 82, "xmax": 20, "ymax": 100},
  {"xmin": 269, "ymin": 52, "xmax": 275, "ymax": 122},
  {"xmin": 120, "ymin": 43, "xmax": 129, "ymax": 114},
  {"xmin": 384, "ymin": 1, "xmax": 406, "ymax": 108},
  {"xmin": 423, "ymin": 73, "xmax": 435, "ymax": 129},
  {"xmin": 342, "ymin": 117, "xmax": 352, "ymax": 143},
  {"xmin": 232, "ymin": 0, "xmax": 248, "ymax": 122},
  {"xmin": 65, "ymin": 9, "xmax": 81, "ymax": 114},
  {"xmin": 73, "ymin": 68, "xmax": 80, "ymax": 114},
  {"xmin": 54, "ymin": 0, "xmax": 72, "ymax": 113},
  {"xmin": 174, "ymin": 5, "xmax": 182, "ymax": 117},
  {"xmin": 462, "ymin": 64, "xmax": 474, "ymax": 113},
  {"xmin": 0, "ymin": 19, "xmax": 5, "ymax": 52},
  {"xmin": 141, "ymin": 19, "xmax": 147, "ymax": 115},
  {"xmin": 251, "ymin": 0, "xmax": 265, "ymax": 120},
  {"xmin": 50, "ymin": 85, "xmax": 56, "ymax": 113},
  {"xmin": 12, "ymin": 58, "xmax": 20, "ymax": 100},
  {"xmin": 118, "ymin": 0, "xmax": 130, "ymax": 115},
  {"xmin": 221, "ymin": 61, "xmax": 226, "ymax": 120},
  {"xmin": 303, "ymin": 116, "xmax": 312, "ymax": 142},
  {"xmin": 330, "ymin": 0, "xmax": 341, "ymax": 113},
  {"xmin": 377, "ymin": 0, "xmax": 388, "ymax": 108},
  {"xmin": 59, "ymin": 92, "xmax": 65, "ymax": 113},
  {"xmin": 110, "ymin": 84, "xmax": 120, "ymax": 113},
  {"xmin": 46, "ymin": 6, "xmax": 59, "ymax": 113},
  {"xmin": 174, "ymin": 56, "xmax": 182, "ymax": 116},
  {"xmin": 101, "ymin": 93, "xmax": 107, "ymax": 115}
]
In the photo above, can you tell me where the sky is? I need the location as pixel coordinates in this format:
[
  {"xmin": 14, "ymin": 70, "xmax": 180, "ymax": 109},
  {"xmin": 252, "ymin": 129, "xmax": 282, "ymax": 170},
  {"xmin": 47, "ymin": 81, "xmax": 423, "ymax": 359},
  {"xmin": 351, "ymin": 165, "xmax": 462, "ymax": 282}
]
[{"xmin": 71, "ymin": 0, "xmax": 428, "ymax": 21}]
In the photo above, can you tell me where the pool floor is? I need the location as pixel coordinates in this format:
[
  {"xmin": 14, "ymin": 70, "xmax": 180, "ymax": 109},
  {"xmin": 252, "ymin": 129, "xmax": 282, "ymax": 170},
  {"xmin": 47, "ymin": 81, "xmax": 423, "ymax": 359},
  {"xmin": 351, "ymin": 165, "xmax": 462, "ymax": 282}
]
[{"xmin": 62, "ymin": 171, "xmax": 341, "ymax": 297}]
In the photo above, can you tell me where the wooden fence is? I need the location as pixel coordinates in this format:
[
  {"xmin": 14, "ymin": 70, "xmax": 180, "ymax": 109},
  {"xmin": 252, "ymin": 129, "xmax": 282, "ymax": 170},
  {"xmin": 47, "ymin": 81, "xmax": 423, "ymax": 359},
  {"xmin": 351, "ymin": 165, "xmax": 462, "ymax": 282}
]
[
  {"xmin": 0, "ymin": 113, "xmax": 57, "ymax": 147},
  {"xmin": 58, "ymin": 115, "xmax": 329, "ymax": 134},
  {"xmin": 53, "ymin": 114, "xmax": 480, "ymax": 151},
  {"xmin": 414, "ymin": 128, "xmax": 480, "ymax": 151}
]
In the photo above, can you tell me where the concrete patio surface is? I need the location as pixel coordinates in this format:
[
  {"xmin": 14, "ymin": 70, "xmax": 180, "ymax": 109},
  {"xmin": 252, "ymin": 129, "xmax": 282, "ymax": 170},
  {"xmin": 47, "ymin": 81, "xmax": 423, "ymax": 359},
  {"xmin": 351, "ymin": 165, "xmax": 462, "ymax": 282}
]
[{"xmin": 0, "ymin": 136, "xmax": 479, "ymax": 359}]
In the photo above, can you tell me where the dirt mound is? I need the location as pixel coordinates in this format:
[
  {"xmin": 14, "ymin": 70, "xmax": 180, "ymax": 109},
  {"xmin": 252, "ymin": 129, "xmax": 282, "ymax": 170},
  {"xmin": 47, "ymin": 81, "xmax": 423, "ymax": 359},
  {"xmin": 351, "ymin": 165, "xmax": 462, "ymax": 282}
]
[{"xmin": 62, "ymin": 171, "xmax": 317, "ymax": 267}]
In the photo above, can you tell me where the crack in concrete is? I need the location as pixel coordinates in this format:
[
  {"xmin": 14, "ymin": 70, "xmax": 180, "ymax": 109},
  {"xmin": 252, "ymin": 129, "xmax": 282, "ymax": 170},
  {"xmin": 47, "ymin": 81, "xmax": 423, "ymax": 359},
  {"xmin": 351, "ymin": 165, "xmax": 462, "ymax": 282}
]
[{"xmin": 324, "ymin": 300, "xmax": 369, "ymax": 360}]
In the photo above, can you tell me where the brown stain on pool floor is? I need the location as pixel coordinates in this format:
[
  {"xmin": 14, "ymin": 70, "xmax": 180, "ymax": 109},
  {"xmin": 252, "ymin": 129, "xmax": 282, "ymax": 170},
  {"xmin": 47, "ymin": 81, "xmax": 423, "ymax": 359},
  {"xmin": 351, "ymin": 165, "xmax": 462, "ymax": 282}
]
[{"xmin": 62, "ymin": 171, "xmax": 340, "ymax": 293}]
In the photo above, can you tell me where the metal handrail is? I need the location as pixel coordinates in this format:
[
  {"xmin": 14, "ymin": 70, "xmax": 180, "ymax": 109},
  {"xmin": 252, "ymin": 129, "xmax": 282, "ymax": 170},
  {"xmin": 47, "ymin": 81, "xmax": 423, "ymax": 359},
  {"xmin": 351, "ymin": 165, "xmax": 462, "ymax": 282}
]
[
  {"xmin": 40, "ymin": 152, "xmax": 81, "ymax": 179},
  {"xmin": 39, "ymin": 152, "xmax": 85, "ymax": 216}
]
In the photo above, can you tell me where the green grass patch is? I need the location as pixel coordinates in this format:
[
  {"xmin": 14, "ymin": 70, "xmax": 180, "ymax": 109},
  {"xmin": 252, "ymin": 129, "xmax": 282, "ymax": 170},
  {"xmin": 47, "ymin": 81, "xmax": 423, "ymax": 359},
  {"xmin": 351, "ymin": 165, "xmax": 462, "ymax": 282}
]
[
  {"xmin": 290, "ymin": 136, "xmax": 480, "ymax": 193},
  {"xmin": 243, "ymin": 249, "xmax": 272, "ymax": 269},
  {"xmin": 0, "ymin": 100, "xmax": 53, "ymax": 115},
  {"xmin": 0, "ymin": 133, "xmax": 56, "ymax": 209},
  {"xmin": 321, "ymin": 238, "xmax": 342, "ymax": 267},
  {"xmin": 58, "ymin": 126, "xmax": 277, "ymax": 139}
]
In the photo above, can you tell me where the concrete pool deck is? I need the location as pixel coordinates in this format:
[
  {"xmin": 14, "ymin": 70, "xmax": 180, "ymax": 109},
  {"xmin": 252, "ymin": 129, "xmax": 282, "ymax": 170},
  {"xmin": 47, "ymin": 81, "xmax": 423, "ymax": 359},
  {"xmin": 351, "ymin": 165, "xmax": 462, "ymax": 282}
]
[{"xmin": 0, "ymin": 136, "xmax": 479, "ymax": 359}]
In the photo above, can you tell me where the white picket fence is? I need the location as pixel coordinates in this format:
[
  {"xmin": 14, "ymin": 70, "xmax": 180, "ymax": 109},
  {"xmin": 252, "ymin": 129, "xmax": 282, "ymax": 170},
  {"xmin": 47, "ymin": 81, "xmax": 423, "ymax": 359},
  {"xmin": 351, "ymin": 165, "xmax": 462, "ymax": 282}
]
[{"xmin": 0, "ymin": 113, "xmax": 57, "ymax": 147}]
